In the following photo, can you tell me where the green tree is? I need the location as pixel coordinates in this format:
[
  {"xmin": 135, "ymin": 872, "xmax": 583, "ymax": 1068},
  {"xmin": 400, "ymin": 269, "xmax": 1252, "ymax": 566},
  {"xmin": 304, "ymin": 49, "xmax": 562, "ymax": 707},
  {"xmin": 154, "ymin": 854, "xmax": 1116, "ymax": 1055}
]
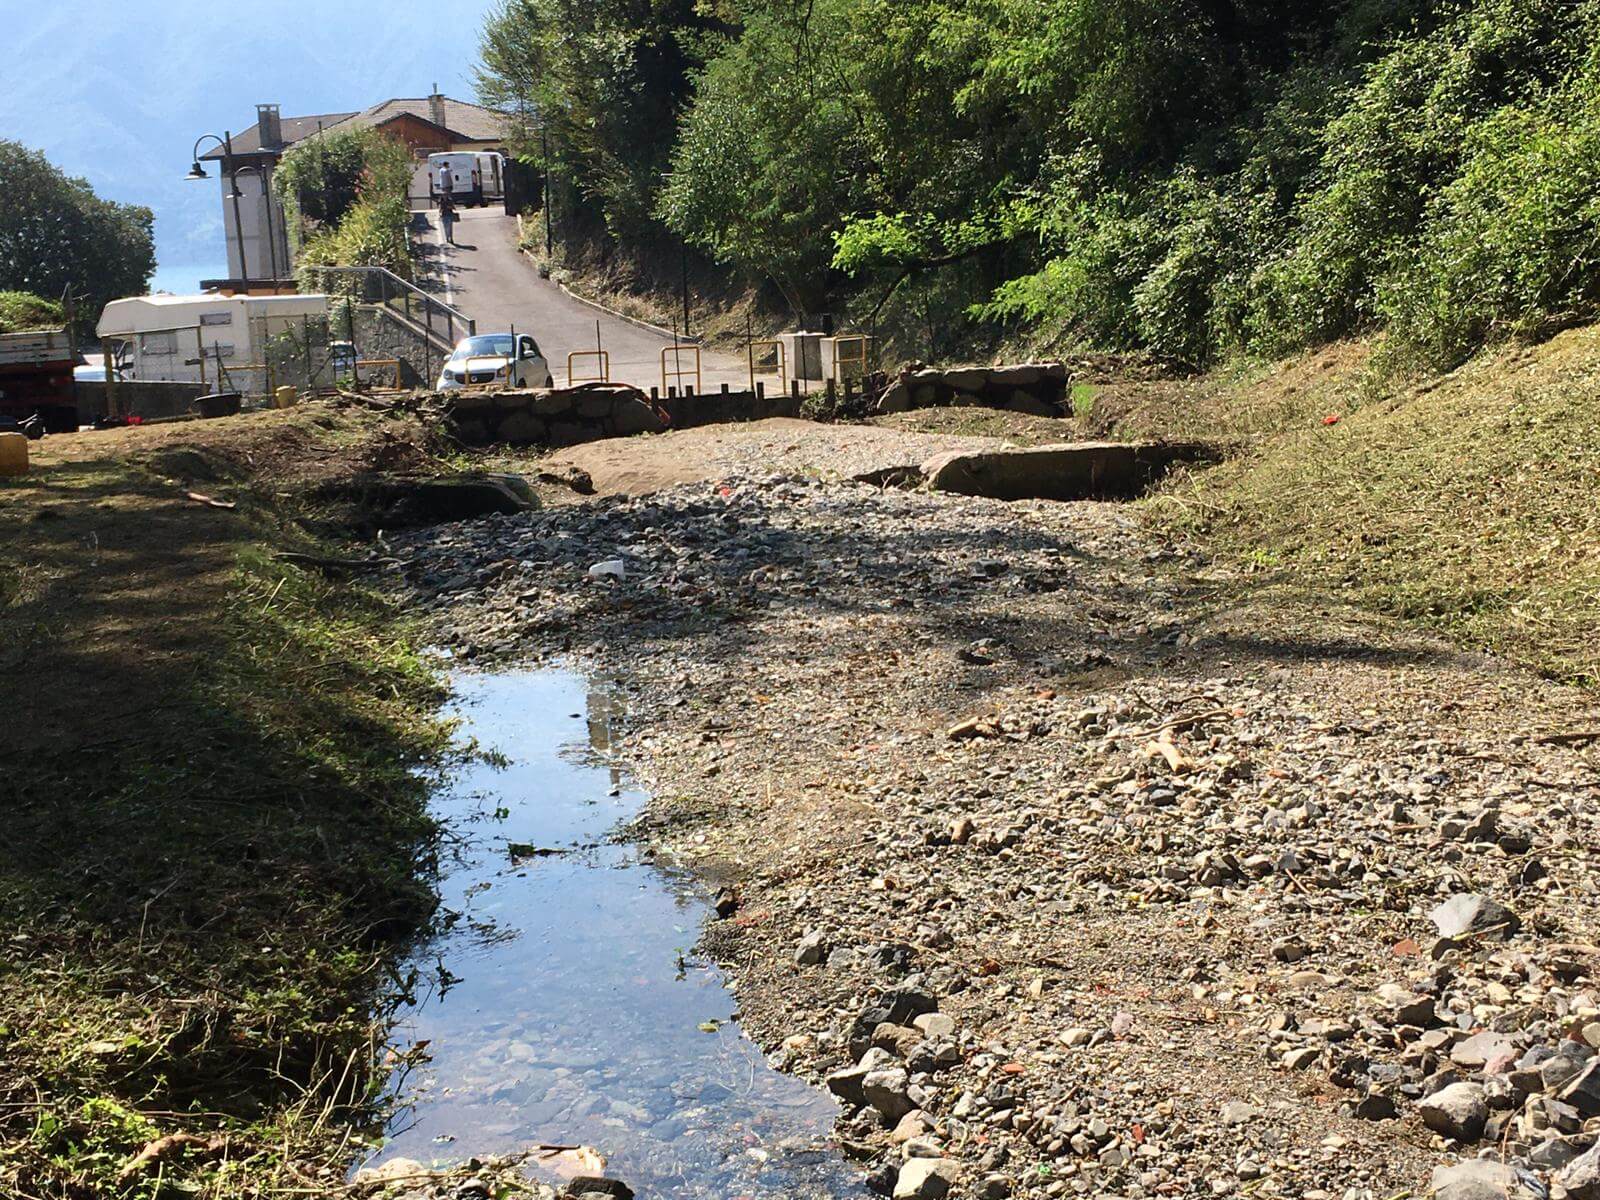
[
  {"xmin": 0, "ymin": 141, "xmax": 154, "ymax": 322},
  {"xmin": 478, "ymin": 0, "xmax": 722, "ymax": 240}
]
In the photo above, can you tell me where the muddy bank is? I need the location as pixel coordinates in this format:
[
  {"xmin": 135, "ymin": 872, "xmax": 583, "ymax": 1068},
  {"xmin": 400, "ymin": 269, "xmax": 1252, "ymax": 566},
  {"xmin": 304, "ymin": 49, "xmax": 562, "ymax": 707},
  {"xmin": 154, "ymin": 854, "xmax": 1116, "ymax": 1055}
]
[{"xmin": 391, "ymin": 472, "xmax": 1600, "ymax": 1200}]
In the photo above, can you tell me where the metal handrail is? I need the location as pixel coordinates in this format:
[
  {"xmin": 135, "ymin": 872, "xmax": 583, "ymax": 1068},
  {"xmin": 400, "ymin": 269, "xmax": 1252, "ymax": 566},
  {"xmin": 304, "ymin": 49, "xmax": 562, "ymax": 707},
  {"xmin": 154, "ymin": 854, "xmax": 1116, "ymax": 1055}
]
[
  {"xmin": 661, "ymin": 343, "xmax": 701, "ymax": 394},
  {"xmin": 305, "ymin": 265, "xmax": 475, "ymax": 351},
  {"xmin": 568, "ymin": 350, "xmax": 611, "ymax": 386}
]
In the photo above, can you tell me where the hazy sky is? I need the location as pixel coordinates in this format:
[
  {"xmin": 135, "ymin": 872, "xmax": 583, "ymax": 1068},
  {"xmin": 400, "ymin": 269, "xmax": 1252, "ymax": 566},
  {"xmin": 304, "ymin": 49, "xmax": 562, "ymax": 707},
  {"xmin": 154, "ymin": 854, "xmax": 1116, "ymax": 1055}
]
[{"xmin": 0, "ymin": 0, "xmax": 498, "ymax": 288}]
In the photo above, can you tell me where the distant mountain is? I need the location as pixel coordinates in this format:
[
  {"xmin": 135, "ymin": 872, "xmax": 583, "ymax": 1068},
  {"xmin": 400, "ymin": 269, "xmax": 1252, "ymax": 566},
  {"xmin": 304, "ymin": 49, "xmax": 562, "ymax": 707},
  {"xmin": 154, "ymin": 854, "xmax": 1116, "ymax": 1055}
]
[{"xmin": 0, "ymin": 0, "xmax": 496, "ymax": 285}]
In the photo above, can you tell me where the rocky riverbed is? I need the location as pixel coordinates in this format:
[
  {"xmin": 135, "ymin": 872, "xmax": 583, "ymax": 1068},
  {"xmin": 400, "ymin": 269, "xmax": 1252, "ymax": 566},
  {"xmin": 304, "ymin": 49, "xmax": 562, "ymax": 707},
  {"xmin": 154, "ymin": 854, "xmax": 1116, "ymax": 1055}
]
[{"xmin": 390, "ymin": 471, "xmax": 1600, "ymax": 1200}]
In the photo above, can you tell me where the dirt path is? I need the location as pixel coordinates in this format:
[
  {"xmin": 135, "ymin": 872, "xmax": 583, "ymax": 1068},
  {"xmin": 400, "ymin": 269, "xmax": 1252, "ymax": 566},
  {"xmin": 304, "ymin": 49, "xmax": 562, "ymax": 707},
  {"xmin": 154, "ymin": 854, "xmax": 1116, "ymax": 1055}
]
[
  {"xmin": 537, "ymin": 417, "xmax": 1014, "ymax": 496},
  {"xmin": 394, "ymin": 433, "xmax": 1600, "ymax": 1200}
]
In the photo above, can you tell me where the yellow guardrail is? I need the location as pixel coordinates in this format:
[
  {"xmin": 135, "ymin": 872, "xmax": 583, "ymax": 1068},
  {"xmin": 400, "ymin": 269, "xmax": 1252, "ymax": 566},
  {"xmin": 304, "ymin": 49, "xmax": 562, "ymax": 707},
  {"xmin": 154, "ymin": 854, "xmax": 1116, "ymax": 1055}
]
[
  {"xmin": 661, "ymin": 344, "xmax": 702, "ymax": 394},
  {"xmin": 355, "ymin": 358, "xmax": 403, "ymax": 389},
  {"xmin": 831, "ymin": 335, "xmax": 870, "ymax": 382},
  {"xmin": 746, "ymin": 338, "xmax": 787, "ymax": 393},
  {"xmin": 568, "ymin": 349, "xmax": 611, "ymax": 386}
]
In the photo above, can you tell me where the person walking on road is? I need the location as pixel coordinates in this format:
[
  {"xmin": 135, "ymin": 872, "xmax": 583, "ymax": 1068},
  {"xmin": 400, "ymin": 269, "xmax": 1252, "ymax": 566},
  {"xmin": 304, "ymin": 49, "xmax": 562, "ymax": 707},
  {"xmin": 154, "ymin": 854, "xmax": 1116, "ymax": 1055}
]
[{"xmin": 439, "ymin": 190, "xmax": 457, "ymax": 246}]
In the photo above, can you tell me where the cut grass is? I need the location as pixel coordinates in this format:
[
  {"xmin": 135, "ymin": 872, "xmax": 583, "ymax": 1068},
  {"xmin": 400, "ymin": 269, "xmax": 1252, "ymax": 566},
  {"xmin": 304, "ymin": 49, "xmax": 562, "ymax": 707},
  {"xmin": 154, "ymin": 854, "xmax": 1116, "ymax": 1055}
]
[
  {"xmin": 1150, "ymin": 328, "xmax": 1600, "ymax": 686},
  {"xmin": 0, "ymin": 409, "xmax": 454, "ymax": 1198}
]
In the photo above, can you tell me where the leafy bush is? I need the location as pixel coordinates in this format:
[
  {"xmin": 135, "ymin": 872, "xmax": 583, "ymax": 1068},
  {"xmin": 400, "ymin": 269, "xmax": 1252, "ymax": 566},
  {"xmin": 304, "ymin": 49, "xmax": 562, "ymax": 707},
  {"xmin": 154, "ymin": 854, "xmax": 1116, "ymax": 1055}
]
[
  {"xmin": 292, "ymin": 134, "xmax": 415, "ymax": 282},
  {"xmin": 0, "ymin": 290, "xmax": 64, "ymax": 333}
]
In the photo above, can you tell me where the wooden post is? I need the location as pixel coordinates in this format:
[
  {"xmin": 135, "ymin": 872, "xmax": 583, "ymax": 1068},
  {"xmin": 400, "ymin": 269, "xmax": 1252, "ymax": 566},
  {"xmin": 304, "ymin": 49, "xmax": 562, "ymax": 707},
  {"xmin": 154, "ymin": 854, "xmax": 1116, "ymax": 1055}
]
[
  {"xmin": 196, "ymin": 327, "xmax": 207, "ymax": 388},
  {"xmin": 756, "ymin": 381, "xmax": 765, "ymax": 401},
  {"xmin": 101, "ymin": 338, "xmax": 120, "ymax": 419}
]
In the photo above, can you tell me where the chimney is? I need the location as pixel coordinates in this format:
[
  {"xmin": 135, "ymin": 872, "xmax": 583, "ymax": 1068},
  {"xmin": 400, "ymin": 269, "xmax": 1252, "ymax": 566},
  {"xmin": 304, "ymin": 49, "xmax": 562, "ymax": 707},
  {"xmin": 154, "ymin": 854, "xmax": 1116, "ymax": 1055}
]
[
  {"xmin": 256, "ymin": 103, "xmax": 283, "ymax": 148},
  {"xmin": 429, "ymin": 84, "xmax": 447, "ymax": 131}
]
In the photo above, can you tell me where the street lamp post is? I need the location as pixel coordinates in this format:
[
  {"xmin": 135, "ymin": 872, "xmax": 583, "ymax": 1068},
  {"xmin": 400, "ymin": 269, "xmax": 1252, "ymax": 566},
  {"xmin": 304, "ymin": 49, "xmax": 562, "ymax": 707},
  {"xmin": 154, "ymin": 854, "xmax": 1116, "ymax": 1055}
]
[{"xmin": 186, "ymin": 131, "xmax": 253, "ymax": 288}]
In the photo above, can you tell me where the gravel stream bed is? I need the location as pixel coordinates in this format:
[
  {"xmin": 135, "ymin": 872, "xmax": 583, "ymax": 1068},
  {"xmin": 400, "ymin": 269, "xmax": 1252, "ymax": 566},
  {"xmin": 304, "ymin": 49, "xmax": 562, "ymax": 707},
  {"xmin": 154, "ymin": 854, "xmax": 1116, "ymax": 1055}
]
[{"xmin": 390, "ymin": 474, "xmax": 1600, "ymax": 1200}]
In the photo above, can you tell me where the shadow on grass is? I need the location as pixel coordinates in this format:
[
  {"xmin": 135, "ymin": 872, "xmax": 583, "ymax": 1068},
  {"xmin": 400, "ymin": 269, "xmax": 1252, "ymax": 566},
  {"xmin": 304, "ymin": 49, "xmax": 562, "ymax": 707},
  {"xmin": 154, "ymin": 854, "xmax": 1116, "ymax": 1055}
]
[{"xmin": 0, "ymin": 444, "xmax": 450, "ymax": 1189}]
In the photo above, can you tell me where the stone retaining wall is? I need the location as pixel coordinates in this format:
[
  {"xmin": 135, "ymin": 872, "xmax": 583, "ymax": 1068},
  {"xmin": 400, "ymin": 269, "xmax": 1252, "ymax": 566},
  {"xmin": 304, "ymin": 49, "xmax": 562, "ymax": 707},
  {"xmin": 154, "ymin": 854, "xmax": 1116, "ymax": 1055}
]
[
  {"xmin": 445, "ymin": 384, "xmax": 801, "ymax": 448},
  {"xmin": 875, "ymin": 362, "xmax": 1071, "ymax": 417}
]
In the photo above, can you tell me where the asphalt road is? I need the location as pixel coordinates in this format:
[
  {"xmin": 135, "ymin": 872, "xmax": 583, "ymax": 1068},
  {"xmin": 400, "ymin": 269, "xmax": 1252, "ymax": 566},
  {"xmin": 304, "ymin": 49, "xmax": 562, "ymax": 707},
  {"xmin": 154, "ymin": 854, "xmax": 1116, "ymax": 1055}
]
[{"xmin": 417, "ymin": 207, "xmax": 777, "ymax": 394}]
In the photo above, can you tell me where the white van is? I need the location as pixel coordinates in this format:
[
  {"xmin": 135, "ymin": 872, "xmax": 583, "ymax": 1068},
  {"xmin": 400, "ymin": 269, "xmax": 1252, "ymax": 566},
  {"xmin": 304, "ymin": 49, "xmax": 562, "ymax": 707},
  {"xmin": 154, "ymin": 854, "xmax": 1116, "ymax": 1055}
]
[
  {"xmin": 475, "ymin": 152, "xmax": 506, "ymax": 203},
  {"xmin": 428, "ymin": 152, "xmax": 484, "ymax": 207}
]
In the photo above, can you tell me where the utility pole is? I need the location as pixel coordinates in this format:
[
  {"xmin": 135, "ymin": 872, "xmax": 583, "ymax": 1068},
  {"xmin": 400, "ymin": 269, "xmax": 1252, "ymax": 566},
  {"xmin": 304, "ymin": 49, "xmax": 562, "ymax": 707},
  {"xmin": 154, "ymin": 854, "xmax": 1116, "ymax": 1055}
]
[
  {"xmin": 542, "ymin": 125, "xmax": 553, "ymax": 257},
  {"xmin": 680, "ymin": 241, "xmax": 690, "ymax": 342}
]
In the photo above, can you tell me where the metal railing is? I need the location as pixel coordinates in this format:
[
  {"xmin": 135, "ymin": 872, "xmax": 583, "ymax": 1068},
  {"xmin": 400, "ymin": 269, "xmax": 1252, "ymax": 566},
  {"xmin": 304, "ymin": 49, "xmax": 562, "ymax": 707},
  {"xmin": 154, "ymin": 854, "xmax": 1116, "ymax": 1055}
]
[
  {"xmin": 568, "ymin": 350, "xmax": 611, "ymax": 386},
  {"xmin": 661, "ymin": 344, "xmax": 702, "ymax": 394},
  {"xmin": 304, "ymin": 265, "xmax": 475, "ymax": 352}
]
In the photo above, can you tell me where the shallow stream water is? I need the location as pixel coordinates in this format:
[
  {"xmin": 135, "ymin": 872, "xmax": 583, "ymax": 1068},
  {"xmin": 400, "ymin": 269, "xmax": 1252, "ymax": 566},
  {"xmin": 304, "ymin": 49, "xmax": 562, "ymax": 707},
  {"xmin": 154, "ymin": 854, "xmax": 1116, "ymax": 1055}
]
[{"xmin": 359, "ymin": 670, "xmax": 865, "ymax": 1199}]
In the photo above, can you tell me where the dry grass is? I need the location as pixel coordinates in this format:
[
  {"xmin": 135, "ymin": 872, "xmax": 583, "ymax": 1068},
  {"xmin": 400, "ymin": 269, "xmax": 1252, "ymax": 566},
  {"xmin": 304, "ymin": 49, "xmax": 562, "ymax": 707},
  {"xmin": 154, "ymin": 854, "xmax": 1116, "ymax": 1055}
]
[{"xmin": 1151, "ymin": 328, "xmax": 1600, "ymax": 685}]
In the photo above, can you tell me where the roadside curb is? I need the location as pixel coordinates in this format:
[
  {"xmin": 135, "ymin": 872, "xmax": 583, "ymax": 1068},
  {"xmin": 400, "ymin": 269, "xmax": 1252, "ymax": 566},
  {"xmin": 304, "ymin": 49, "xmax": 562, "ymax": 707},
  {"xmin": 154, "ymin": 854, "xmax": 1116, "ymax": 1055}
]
[{"xmin": 514, "ymin": 215, "xmax": 702, "ymax": 345}]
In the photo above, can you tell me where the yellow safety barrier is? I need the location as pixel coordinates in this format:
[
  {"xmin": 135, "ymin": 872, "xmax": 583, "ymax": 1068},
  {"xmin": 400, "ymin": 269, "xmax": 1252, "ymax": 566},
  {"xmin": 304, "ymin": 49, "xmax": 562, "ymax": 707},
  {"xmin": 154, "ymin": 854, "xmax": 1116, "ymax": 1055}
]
[
  {"xmin": 355, "ymin": 358, "xmax": 404, "ymax": 389},
  {"xmin": 746, "ymin": 339, "xmax": 787, "ymax": 393},
  {"xmin": 831, "ymin": 335, "xmax": 871, "ymax": 383},
  {"xmin": 568, "ymin": 350, "xmax": 612, "ymax": 386},
  {"xmin": 661, "ymin": 343, "xmax": 702, "ymax": 394}
]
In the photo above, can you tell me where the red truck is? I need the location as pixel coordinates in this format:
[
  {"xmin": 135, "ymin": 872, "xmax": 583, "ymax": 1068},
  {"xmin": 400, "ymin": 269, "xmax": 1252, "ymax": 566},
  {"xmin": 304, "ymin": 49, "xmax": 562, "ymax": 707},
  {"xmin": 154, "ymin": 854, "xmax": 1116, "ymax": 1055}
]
[{"xmin": 0, "ymin": 326, "xmax": 79, "ymax": 434}]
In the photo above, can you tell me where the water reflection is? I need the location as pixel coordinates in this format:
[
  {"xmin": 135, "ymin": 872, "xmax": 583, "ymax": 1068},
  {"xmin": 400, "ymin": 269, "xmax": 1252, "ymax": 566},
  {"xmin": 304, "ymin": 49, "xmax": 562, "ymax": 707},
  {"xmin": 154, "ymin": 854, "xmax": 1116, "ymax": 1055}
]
[{"xmin": 363, "ymin": 671, "xmax": 865, "ymax": 1199}]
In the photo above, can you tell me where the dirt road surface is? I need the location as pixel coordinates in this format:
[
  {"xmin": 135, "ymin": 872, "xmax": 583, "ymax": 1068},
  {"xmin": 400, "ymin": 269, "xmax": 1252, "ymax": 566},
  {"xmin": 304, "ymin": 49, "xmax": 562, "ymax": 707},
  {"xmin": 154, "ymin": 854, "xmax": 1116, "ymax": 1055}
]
[{"xmin": 417, "ymin": 208, "xmax": 780, "ymax": 394}]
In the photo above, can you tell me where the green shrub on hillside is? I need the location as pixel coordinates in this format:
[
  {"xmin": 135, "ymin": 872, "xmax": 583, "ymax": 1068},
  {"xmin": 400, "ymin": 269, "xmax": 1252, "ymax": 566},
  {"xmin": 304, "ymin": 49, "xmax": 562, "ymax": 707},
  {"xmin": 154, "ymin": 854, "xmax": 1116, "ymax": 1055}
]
[
  {"xmin": 292, "ymin": 134, "xmax": 415, "ymax": 282},
  {"xmin": 480, "ymin": 0, "xmax": 1600, "ymax": 370},
  {"xmin": 0, "ymin": 290, "xmax": 65, "ymax": 333}
]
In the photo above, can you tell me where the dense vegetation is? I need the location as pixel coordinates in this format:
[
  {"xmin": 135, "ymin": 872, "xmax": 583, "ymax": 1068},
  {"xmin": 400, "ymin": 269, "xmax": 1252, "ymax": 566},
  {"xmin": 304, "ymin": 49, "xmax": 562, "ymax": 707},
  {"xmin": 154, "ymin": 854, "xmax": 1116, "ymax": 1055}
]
[
  {"xmin": 480, "ymin": 0, "xmax": 1600, "ymax": 371},
  {"xmin": 0, "ymin": 290, "xmax": 65, "ymax": 334},
  {"xmin": 277, "ymin": 128, "xmax": 416, "ymax": 281},
  {"xmin": 0, "ymin": 141, "xmax": 154, "ymax": 322}
]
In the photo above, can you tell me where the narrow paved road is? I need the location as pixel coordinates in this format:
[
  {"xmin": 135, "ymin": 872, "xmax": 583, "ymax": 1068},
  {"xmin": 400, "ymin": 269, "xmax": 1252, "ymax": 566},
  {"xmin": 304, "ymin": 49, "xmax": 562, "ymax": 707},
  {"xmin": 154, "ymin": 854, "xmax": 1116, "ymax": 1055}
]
[{"xmin": 417, "ymin": 207, "xmax": 778, "ymax": 394}]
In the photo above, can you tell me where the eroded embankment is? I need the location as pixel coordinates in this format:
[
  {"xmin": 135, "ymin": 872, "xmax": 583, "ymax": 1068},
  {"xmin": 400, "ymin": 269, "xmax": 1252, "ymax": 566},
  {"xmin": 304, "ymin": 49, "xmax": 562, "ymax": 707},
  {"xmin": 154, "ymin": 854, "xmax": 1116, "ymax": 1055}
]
[{"xmin": 392, "ymin": 471, "xmax": 1600, "ymax": 1200}]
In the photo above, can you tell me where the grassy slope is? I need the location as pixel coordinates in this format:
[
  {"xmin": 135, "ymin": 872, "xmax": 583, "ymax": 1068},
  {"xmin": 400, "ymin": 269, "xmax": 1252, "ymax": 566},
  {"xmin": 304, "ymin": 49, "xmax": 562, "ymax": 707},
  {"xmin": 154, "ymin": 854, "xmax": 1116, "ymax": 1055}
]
[
  {"xmin": 1150, "ymin": 328, "xmax": 1600, "ymax": 686},
  {"xmin": 0, "ymin": 408, "xmax": 451, "ymax": 1198}
]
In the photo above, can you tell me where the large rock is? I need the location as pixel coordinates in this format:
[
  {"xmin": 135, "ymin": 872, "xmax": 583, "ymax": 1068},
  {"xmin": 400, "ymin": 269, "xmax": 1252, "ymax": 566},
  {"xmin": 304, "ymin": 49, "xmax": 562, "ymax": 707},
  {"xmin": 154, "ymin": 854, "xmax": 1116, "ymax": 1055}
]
[
  {"xmin": 1558, "ymin": 1140, "xmax": 1600, "ymax": 1199},
  {"xmin": 863, "ymin": 1067, "xmax": 916, "ymax": 1121},
  {"xmin": 1430, "ymin": 894, "xmax": 1520, "ymax": 941},
  {"xmin": 920, "ymin": 441, "xmax": 1219, "ymax": 502},
  {"xmin": 1430, "ymin": 1160, "xmax": 1547, "ymax": 1200},
  {"xmin": 894, "ymin": 1158, "xmax": 959, "ymax": 1200},
  {"xmin": 561, "ymin": 1179, "xmax": 634, "ymax": 1200},
  {"xmin": 609, "ymin": 398, "xmax": 667, "ymax": 437},
  {"xmin": 1560, "ymin": 1058, "xmax": 1600, "ymax": 1116},
  {"xmin": 1418, "ymin": 1082, "xmax": 1489, "ymax": 1142}
]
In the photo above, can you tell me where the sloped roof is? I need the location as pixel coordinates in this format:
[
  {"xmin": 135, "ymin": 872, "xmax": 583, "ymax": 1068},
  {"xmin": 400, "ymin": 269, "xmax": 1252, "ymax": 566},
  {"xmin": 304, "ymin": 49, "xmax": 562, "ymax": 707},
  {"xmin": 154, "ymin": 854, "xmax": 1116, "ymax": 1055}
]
[
  {"xmin": 324, "ymin": 97, "xmax": 508, "ymax": 143},
  {"xmin": 199, "ymin": 112, "xmax": 358, "ymax": 159}
]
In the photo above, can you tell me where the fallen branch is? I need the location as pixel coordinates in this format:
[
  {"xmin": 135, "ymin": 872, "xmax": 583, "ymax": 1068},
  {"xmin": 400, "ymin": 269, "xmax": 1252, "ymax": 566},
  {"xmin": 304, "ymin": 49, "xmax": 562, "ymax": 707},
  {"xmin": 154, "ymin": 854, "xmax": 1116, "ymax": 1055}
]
[
  {"xmin": 1117, "ymin": 708, "xmax": 1235, "ymax": 741},
  {"xmin": 118, "ymin": 1132, "xmax": 230, "ymax": 1181},
  {"xmin": 273, "ymin": 552, "xmax": 402, "ymax": 574},
  {"xmin": 1533, "ymin": 729, "xmax": 1600, "ymax": 746},
  {"xmin": 184, "ymin": 491, "xmax": 236, "ymax": 510}
]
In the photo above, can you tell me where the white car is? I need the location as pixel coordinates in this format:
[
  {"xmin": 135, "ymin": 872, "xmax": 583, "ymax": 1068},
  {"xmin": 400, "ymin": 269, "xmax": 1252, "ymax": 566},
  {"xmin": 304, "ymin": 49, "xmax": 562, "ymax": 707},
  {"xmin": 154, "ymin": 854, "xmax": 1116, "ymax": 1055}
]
[{"xmin": 436, "ymin": 333, "xmax": 554, "ymax": 391}]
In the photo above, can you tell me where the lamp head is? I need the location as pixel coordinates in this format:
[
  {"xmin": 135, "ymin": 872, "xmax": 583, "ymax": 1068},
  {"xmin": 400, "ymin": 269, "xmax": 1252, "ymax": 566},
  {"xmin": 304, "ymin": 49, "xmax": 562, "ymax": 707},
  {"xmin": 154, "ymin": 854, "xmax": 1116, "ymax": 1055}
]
[{"xmin": 186, "ymin": 161, "xmax": 209, "ymax": 180}]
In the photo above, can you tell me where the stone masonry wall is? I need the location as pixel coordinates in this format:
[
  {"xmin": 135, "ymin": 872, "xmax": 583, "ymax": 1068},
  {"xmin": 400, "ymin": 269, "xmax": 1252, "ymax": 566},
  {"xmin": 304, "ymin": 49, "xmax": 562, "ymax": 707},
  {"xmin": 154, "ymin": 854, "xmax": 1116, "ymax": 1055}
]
[
  {"xmin": 445, "ymin": 383, "xmax": 802, "ymax": 448},
  {"xmin": 874, "ymin": 362, "xmax": 1072, "ymax": 417}
]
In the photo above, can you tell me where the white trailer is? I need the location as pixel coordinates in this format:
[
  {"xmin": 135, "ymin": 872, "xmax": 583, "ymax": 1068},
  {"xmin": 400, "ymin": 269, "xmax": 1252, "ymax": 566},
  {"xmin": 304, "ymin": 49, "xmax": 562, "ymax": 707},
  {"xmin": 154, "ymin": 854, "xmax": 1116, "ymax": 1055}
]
[{"xmin": 96, "ymin": 293, "xmax": 329, "ymax": 385}]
